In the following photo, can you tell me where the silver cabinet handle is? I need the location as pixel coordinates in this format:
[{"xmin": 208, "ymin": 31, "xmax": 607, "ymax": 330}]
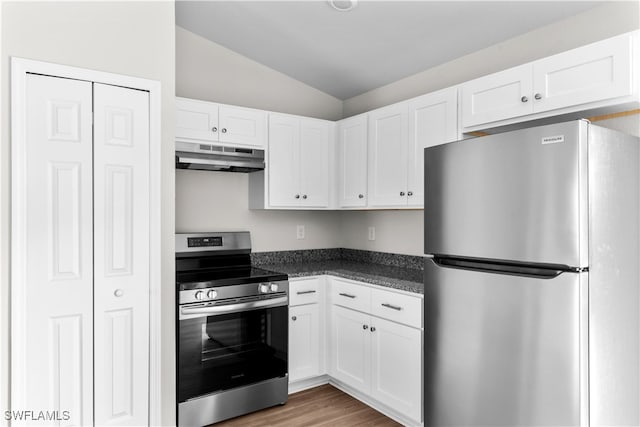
[
  {"xmin": 302, "ymin": 195, "xmax": 307, "ymax": 199},
  {"xmin": 292, "ymin": 316, "xmax": 297, "ymax": 321},
  {"xmin": 370, "ymin": 327, "xmax": 376, "ymax": 332},
  {"xmin": 534, "ymin": 93, "xmax": 542, "ymax": 100},
  {"xmin": 381, "ymin": 303, "xmax": 402, "ymax": 311},
  {"xmin": 407, "ymin": 191, "xmax": 413, "ymax": 196},
  {"xmin": 521, "ymin": 96, "xmax": 528, "ymax": 103},
  {"xmin": 221, "ymin": 128, "xmax": 227, "ymax": 133},
  {"xmin": 295, "ymin": 194, "xmax": 300, "ymax": 199},
  {"xmin": 358, "ymin": 194, "xmax": 364, "ymax": 199},
  {"xmin": 363, "ymin": 324, "xmax": 368, "ymax": 330},
  {"xmin": 211, "ymin": 127, "xmax": 218, "ymax": 132},
  {"xmin": 339, "ymin": 293, "xmax": 356, "ymax": 299},
  {"xmin": 114, "ymin": 289, "xmax": 124, "ymax": 297},
  {"xmin": 296, "ymin": 290, "xmax": 316, "ymax": 295},
  {"xmin": 400, "ymin": 191, "xmax": 405, "ymax": 196}
]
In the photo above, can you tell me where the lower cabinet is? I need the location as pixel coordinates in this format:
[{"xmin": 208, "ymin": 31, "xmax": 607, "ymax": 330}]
[
  {"xmin": 331, "ymin": 305, "xmax": 422, "ymax": 423},
  {"xmin": 289, "ymin": 304, "xmax": 321, "ymax": 381}
]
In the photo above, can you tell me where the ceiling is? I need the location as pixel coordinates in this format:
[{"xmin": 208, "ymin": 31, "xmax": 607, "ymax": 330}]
[{"xmin": 176, "ymin": 1, "xmax": 603, "ymax": 100}]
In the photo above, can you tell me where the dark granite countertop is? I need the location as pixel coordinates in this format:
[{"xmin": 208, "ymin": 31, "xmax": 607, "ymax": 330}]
[{"xmin": 253, "ymin": 249, "xmax": 425, "ymax": 294}]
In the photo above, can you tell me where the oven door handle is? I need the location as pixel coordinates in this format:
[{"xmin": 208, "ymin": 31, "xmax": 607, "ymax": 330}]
[{"xmin": 179, "ymin": 296, "xmax": 288, "ymax": 319}]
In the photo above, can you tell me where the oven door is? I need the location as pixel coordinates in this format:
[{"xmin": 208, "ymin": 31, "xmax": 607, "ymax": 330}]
[{"xmin": 178, "ymin": 295, "xmax": 288, "ymax": 403}]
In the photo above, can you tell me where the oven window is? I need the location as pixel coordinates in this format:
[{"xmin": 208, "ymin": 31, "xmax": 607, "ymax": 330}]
[{"xmin": 178, "ymin": 305, "xmax": 288, "ymax": 402}]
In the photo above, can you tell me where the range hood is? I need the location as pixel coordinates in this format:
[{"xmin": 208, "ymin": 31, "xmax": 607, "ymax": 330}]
[{"xmin": 175, "ymin": 141, "xmax": 265, "ymax": 172}]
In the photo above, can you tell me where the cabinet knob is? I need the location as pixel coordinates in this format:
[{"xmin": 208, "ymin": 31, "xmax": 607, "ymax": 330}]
[
  {"xmin": 400, "ymin": 191, "xmax": 405, "ymax": 196},
  {"xmin": 295, "ymin": 194, "xmax": 300, "ymax": 199},
  {"xmin": 407, "ymin": 191, "xmax": 413, "ymax": 196},
  {"xmin": 302, "ymin": 195, "xmax": 308, "ymax": 199},
  {"xmin": 521, "ymin": 96, "xmax": 528, "ymax": 103},
  {"xmin": 358, "ymin": 194, "xmax": 364, "ymax": 199},
  {"xmin": 211, "ymin": 127, "xmax": 218, "ymax": 132},
  {"xmin": 363, "ymin": 324, "xmax": 368, "ymax": 330},
  {"xmin": 370, "ymin": 326, "xmax": 376, "ymax": 332},
  {"xmin": 292, "ymin": 316, "xmax": 297, "ymax": 321},
  {"xmin": 534, "ymin": 93, "xmax": 542, "ymax": 100},
  {"xmin": 114, "ymin": 289, "xmax": 124, "ymax": 297},
  {"xmin": 221, "ymin": 128, "xmax": 227, "ymax": 133}
]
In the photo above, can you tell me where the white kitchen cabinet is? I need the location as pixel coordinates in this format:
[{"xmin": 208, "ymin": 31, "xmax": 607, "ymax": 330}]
[
  {"xmin": 337, "ymin": 114, "xmax": 368, "ymax": 208},
  {"xmin": 407, "ymin": 88, "xmax": 459, "ymax": 206},
  {"xmin": 176, "ymin": 97, "xmax": 266, "ymax": 148},
  {"xmin": 14, "ymin": 73, "xmax": 151, "ymax": 426},
  {"xmin": 462, "ymin": 31, "xmax": 637, "ymax": 130},
  {"xmin": 288, "ymin": 277, "xmax": 325, "ymax": 385},
  {"xmin": 370, "ymin": 316, "xmax": 422, "ymax": 422},
  {"xmin": 328, "ymin": 278, "xmax": 423, "ymax": 425},
  {"xmin": 289, "ymin": 304, "xmax": 322, "ymax": 382},
  {"xmin": 367, "ymin": 103, "xmax": 409, "ymax": 207},
  {"xmin": 367, "ymin": 89, "xmax": 458, "ymax": 208},
  {"xmin": 331, "ymin": 305, "xmax": 371, "ymax": 395},
  {"xmin": 262, "ymin": 113, "xmax": 331, "ymax": 208}
]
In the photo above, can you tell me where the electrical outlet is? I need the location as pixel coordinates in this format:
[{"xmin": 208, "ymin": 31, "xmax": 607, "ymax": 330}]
[
  {"xmin": 297, "ymin": 225, "xmax": 305, "ymax": 240},
  {"xmin": 368, "ymin": 226, "xmax": 375, "ymax": 241}
]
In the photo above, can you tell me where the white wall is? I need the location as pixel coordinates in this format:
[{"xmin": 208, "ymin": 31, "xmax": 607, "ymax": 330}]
[
  {"xmin": 176, "ymin": 26, "xmax": 343, "ymax": 121},
  {"xmin": 175, "ymin": 27, "xmax": 345, "ymax": 251},
  {"xmin": 339, "ymin": 1, "xmax": 640, "ymax": 256},
  {"xmin": 0, "ymin": 2, "xmax": 176, "ymax": 425}
]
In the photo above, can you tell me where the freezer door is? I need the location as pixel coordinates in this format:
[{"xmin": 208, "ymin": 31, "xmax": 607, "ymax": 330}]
[
  {"xmin": 424, "ymin": 259, "xmax": 587, "ymax": 426},
  {"xmin": 424, "ymin": 120, "xmax": 588, "ymax": 267}
]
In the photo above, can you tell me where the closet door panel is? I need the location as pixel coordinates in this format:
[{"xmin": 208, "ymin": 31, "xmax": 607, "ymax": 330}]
[
  {"xmin": 20, "ymin": 74, "xmax": 94, "ymax": 427},
  {"xmin": 93, "ymin": 83, "xmax": 150, "ymax": 426}
]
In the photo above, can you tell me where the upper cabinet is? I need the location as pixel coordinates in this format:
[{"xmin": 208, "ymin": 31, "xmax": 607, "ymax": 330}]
[
  {"xmin": 337, "ymin": 114, "xmax": 368, "ymax": 208},
  {"xmin": 462, "ymin": 31, "xmax": 637, "ymax": 130},
  {"xmin": 250, "ymin": 113, "xmax": 333, "ymax": 209},
  {"xmin": 176, "ymin": 97, "xmax": 266, "ymax": 148},
  {"xmin": 367, "ymin": 88, "xmax": 458, "ymax": 208}
]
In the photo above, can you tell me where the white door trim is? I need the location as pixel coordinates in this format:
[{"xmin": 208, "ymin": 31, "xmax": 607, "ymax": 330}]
[{"xmin": 10, "ymin": 57, "xmax": 163, "ymax": 426}]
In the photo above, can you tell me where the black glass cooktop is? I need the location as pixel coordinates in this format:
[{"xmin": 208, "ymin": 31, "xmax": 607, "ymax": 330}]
[{"xmin": 177, "ymin": 266, "xmax": 288, "ymax": 291}]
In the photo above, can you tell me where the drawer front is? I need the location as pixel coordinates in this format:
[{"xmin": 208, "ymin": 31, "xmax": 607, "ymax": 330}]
[
  {"xmin": 330, "ymin": 278, "xmax": 371, "ymax": 313},
  {"xmin": 290, "ymin": 277, "xmax": 321, "ymax": 306},
  {"xmin": 371, "ymin": 288, "xmax": 422, "ymax": 328}
]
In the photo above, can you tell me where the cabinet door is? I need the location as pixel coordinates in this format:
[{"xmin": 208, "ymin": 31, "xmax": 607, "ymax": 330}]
[
  {"xmin": 367, "ymin": 103, "xmax": 409, "ymax": 207},
  {"xmin": 533, "ymin": 33, "xmax": 633, "ymax": 113},
  {"xmin": 370, "ymin": 317, "xmax": 422, "ymax": 423},
  {"xmin": 175, "ymin": 97, "xmax": 219, "ymax": 142},
  {"xmin": 407, "ymin": 89, "xmax": 458, "ymax": 207},
  {"xmin": 337, "ymin": 115, "xmax": 368, "ymax": 207},
  {"xmin": 18, "ymin": 74, "xmax": 94, "ymax": 427},
  {"xmin": 299, "ymin": 119, "xmax": 330, "ymax": 208},
  {"xmin": 331, "ymin": 306, "xmax": 371, "ymax": 394},
  {"xmin": 93, "ymin": 84, "xmax": 150, "ymax": 426},
  {"xmin": 289, "ymin": 304, "xmax": 321, "ymax": 382},
  {"xmin": 218, "ymin": 104, "xmax": 266, "ymax": 148},
  {"xmin": 461, "ymin": 64, "xmax": 533, "ymax": 128},
  {"xmin": 268, "ymin": 114, "xmax": 300, "ymax": 207}
]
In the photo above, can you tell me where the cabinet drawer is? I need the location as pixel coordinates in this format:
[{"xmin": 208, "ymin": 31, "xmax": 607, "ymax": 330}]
[
  {"xmin": 331, "ymin": 278, "xmax": 371, "ymax": 312},
  {"xmin": 290, "ymin": 277, "xmax": 321, "ymax": 306},
  {"xmin": 371, "ymin": 288, "xmax": 422, "ymax": 328}
]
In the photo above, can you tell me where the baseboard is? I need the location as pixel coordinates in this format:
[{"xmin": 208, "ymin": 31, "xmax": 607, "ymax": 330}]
[
  {"xmin": 288, "ymin": 375, "xmax": 330, "ymax": 394},
  {"xmin": 328, "ymin": 378, "xmax": 423, "ymax": 427}
]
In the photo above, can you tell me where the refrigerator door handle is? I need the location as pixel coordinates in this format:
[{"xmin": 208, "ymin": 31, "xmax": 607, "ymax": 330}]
[{"xmin": 432, "ymin": 256, "xmax": 578, "ymax": 279}]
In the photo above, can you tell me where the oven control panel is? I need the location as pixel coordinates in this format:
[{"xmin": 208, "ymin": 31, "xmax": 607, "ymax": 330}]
[
  {"xmin": 188, "ymin": 236, "xmax": 223, "ymax": 248},
  {"xmin": 179, "ymin": 280, "xmax": 289, "ymax": 305}
]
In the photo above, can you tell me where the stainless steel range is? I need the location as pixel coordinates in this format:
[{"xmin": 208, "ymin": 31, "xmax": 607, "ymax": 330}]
[{"xmin": 176, "ymin": 232, "xmax": 289, "ymax": 427}]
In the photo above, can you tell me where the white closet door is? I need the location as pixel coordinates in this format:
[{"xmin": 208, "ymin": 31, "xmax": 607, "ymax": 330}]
[
  {"xmin": 93, "ymin": 83, "xmax": 150, "ymax": 426},
  {"xmin": 21, "ymin": 74, "xmax": 94, "ymax": 426}
]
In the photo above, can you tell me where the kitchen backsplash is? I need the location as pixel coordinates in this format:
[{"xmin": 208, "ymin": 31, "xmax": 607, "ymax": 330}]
[{"xmin": 251, "ymin": 248, "xmax": 424, "ymax": 270}]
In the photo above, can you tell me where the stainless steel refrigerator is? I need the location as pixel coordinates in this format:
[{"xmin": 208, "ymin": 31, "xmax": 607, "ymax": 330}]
[{"xmin": 423, "ymin": 120, "xmax": 639, "ymax": 427}]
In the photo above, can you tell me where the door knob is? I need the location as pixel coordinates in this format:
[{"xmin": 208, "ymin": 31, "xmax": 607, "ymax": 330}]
[
  {"xmin": 370, "ymin": 326, "xmax": 376, "ymax": 332},
  {"xmin": 295, "ymin": 194, "xmax": 300, "ymax": 199},
  {"xmin": 358, "ymin": 194, "xmax": 364, "ymax": 199},
  {"xmin": 521, "ymin": 96, "xmax": 528, "ymax": 103},
  {"xmin": 302, "ymin": 195, "xmax": 307, "ymax": 199},
  {"xmin": 363, "ymin": 325, "xmax": 368, "ymax": 330},
  {"xmin": 292, "ymin": 316, "xmax": 297, "ymax": 321},
  {"xmin": 211, "ymin": 127, "xmax": 218, "ymax": 132},
  {"xmin": 534, "ymin": 93, "xmax": 542, "ymax": 100},
  {"xmin": 400, "ymin": 191, "xmax": 405, "ymax": 196},
  {"xmin": 221, "ymin": 128, "xmax": 227, "ymax": 133},
  {"xmin": 407, "ymin": 191, "xmax": 413, "ymax": 196}
]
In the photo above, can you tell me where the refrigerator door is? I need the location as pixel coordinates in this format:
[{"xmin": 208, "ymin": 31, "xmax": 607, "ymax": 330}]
[
  {"xmin": 424, "ymin": 120, "xmax": 588, "ymax": 268},
  {"xmin": 424, "ymin": 259, "xmax": 587, "ymax": 427}
]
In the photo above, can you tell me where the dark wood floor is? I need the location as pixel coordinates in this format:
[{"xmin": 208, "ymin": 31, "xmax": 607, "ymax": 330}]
[{"xmin": 213, "ymin": 384, "xmax": 402, "ymax": 426}]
